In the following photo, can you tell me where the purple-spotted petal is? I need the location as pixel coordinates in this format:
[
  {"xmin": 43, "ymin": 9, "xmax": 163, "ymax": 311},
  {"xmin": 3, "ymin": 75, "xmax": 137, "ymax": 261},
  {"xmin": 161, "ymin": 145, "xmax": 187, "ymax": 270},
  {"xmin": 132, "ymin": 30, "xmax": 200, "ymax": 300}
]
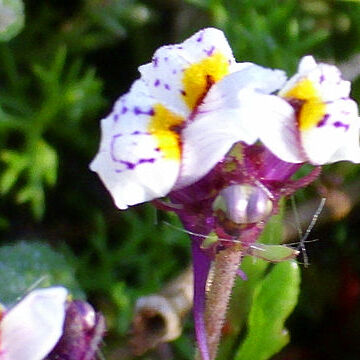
[
  {"xmin": 0, "ymin": 287, "xmax": 67, "ymax": 360},
  {"xmin": 300, "ymin": 99, "xmax": 360, "ymax": 164},
  {"xmin": 280, "ymin": 55, "xmax": 351, "ymax": 102},
  {"xmin": 139, "ymin": 28, "xmax": 236, "ymax": 115},
  {"xmin": 90, "ymin": 79, "xmax": 184, "ymax": 209},
  {"xmin": 265, "ymin": 56, "xmax": 360, "ymax": 165}
]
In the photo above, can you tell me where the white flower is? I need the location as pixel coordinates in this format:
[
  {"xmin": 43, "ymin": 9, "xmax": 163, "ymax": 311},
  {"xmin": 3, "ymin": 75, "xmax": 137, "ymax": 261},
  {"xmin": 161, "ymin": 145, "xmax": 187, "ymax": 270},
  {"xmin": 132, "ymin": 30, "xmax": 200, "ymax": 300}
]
[
  {"xmin": 90, "ymin": 28, "xmax": 286, "ymax": 209},
  {"xmin": 256, "ymin": 55, "xmax": 360, "ymax": 165},
  {"xmin": 0, "ymin": 287, "xmax": 67, "ymax": 360}
]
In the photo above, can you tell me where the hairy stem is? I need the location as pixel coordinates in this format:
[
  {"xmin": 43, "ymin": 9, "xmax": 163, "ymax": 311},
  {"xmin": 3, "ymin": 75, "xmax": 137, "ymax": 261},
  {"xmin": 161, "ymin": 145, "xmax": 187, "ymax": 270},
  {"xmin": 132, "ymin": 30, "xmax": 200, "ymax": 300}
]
[{"xmin": 204, "ymin": 245, "xmax": 243, "ymax": 360}]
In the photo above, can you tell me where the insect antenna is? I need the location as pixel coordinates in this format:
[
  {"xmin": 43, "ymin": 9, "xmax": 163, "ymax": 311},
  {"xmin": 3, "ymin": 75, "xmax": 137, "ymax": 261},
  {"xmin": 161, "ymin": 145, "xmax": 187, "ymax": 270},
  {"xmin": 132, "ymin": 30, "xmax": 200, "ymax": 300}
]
[
  {"xmin": 162, "ymin": 221, "xmax": 242, "ymax": 244},
  {"xmin": 290, "ymin": 196, "xmax": 326, "ymax": 267}
]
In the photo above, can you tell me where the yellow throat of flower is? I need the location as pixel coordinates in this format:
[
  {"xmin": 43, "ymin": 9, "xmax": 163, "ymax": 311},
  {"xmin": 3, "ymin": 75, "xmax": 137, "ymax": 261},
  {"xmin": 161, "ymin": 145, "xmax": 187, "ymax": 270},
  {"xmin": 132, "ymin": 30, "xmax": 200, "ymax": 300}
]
[
  {"xmin": 147, "ymin": 104, "xmax": 184, "ymax": 161},
  {"xmin": 283, "ymin": 78, "xmax": 326, "ymax": 131},
  {"xmin": 182, "ymin": 52, "xmax": 230, "ymax": 110}
]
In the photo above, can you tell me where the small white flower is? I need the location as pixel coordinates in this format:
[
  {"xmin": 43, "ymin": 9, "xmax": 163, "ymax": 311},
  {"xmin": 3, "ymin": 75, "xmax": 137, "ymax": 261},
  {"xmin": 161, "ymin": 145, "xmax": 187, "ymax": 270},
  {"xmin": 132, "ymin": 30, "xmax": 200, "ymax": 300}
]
[
  {"xmin": 257, "ymin": 55, "xmax": 360, "ymax": 165},
  {"xmin": 0, "ymin": 287, "xmax": 67, "ymax": 360},
  {"xmin": 90, "ymin": 28, "xmax": 286, "ymax": 209}
]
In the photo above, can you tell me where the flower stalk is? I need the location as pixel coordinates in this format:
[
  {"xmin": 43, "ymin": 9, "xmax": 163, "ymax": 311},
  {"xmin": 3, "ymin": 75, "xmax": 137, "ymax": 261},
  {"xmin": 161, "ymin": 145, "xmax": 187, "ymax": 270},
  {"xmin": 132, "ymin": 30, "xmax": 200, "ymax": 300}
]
[{"xmin": 202, "ymin": 245, "xmax": 243, "ymax": 360}]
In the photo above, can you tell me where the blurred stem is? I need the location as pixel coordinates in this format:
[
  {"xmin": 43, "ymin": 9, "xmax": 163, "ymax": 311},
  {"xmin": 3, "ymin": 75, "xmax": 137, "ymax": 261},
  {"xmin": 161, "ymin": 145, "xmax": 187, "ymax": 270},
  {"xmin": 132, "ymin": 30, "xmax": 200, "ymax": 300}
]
[
  {"xmin": 203, "ymin": 245, "xmax": 243, "ymax": 360},
  {"xmin": 0, "ymin": 111, "xmax": 28, "ymax": 130}
]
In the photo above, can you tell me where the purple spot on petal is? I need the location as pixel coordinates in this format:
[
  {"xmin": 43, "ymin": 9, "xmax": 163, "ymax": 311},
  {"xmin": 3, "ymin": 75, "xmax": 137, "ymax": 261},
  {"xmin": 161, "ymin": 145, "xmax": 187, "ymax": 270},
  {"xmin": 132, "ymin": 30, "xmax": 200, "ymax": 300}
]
[
  {"xmin": 164, "ymin": 57, "xmax": 169, "ymax": 62},
  {"xmin": 114, "ymin": 157, "xmax": 157, "ymax": 173},
  {"xmin": 333, "ymin": 121, "xmax": 349, "ymax": 131},
  {"xmin": 197, "ymin": 31, "xmax": 204, "ymax": 42},
  {"xmin": 177, "ymin": 46, "xmax": 183, "ymax": 50},
  {"xmin": 172, "ymin": 69, "xmax": 177, "ymax": 74},
  {"xmin": 134, "ymin": 106, "xmax": 155, "ymax": 116},
  {"xmin": 319, "ymin": 74, "xmax": 325, "ymax": 83},
  {"xmin": 113, "ymin": 114, "xmax": 119, "ymax": 122},
  {"xmin": 153, "ymin": 57, "xmax": 159, "ymax": 67},
  {"xmin": 139, "ymin": 158, "xmax": 156, "ymax": 164},
  {"xmin": 155, "ymin": 147, "xmax": 160, "ymax": 152},
  {"xmin": 121, "ymin": 161, "xmax": 135, "ymax": 170},
  {"xmin": 154, "ymin": 79, "xmax": 160, "ymax": 87},
  {"xmin": 317, "ymin": 113, "xmax": 330, "ymax": 127},
  {"xmin": 114, "ymin": 160, "xmax": 134, "ymax": 172},
  {"xmin": 121, "ymin": 106, "xmax": 128, "ymax": 114},
  {"xmin": 204, "ymin": 46, "xmax": 215, "ymax": 56},
  {"xmin": 164, "ymin": 83, "xmax": 171, "ymax": 90}
]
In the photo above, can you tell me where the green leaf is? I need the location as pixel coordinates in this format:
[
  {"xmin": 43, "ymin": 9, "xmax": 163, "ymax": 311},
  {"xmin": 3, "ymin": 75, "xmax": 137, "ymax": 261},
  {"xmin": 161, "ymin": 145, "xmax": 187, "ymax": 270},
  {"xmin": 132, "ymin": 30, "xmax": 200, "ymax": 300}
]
[
  {"xmin": 0, "ymin": 150, "xmax": 27, "ymax": 194},
  {"xmin": 0, "ymin": 241, "xmax": 84, "ymax": 305},
  {"xmin": 0, "ymin": 0, "xmax": 24, "ymax": 42},
  {"xmin": 32, "ymin": 139, "xmax": 58, "ymax": 187},
  {"xmin": 234, "ymin": 261, "xmax": 301, "ymax": 360}
]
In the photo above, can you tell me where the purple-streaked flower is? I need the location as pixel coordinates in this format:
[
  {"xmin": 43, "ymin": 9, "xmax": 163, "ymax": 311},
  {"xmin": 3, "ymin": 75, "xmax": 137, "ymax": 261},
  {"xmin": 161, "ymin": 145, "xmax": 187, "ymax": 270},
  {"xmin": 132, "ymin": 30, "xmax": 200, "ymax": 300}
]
[
  {"xmin": 90, "ymin": 27, "xmax": 286, "ymax": 209},
  {"xmin": 0, "ymin": 287, "xmax": 67, "ymax": 360},
  {"xmin": 257, "ymin": 55, "xmax": 360, "ymax": 165},
  {"xmin": 89, "ymin": 27, "xmax": 360, "ymax": 360}
]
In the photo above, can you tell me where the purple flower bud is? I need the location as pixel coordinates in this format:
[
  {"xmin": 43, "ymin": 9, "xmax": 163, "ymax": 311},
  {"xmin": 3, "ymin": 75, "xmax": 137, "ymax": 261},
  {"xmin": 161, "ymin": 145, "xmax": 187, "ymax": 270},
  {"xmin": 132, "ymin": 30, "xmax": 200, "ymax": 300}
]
[{"xmin": 46, "ymin": 300, "xmax": 105, "ymax": 360}]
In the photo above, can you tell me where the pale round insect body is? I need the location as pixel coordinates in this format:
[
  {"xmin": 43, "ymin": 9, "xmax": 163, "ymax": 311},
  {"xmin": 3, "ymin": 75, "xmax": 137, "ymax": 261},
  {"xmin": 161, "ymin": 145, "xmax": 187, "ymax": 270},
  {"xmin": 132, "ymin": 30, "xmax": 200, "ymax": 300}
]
[{"xmin": 213, "ymin": 184, "xmax": 273, "ymax": 224}]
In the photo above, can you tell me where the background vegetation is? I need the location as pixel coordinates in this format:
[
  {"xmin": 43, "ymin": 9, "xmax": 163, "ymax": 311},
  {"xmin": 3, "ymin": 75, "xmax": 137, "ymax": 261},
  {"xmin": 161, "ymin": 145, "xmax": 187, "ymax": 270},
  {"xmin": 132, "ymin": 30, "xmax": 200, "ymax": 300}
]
[{"xmin": 1, "ymin": 0, "xmax": 360, "ymax": 359}]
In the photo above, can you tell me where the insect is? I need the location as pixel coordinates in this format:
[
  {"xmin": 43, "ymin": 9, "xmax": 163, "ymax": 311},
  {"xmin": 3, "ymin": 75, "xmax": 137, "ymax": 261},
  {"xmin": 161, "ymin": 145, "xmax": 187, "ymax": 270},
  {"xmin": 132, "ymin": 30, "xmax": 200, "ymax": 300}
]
[{"xmin": 163, "ymin": 195, "xmax": 326, "ymax": 265}]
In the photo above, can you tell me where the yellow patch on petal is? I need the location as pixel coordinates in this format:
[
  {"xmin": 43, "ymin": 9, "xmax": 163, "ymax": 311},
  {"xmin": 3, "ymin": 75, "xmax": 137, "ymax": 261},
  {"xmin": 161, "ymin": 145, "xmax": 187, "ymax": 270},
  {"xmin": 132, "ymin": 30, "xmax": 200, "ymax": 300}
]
[
  {"xmin": 298, "ymin": 100, "xmax": 326, "ymax": 131},
  {"xmin": 283, "ymin": 78, "xmax": 318, "ymax": 100},
  {"xmin": 182, "ymin": 52, "xmax": 230, "ymax": 110},
  {"xmin": 283, "ymin": 78, "xmax": 326, "ymax": 131},
  {"xmin": 148, "ymin": 104, "xmax": 184, "ymax": 160}
]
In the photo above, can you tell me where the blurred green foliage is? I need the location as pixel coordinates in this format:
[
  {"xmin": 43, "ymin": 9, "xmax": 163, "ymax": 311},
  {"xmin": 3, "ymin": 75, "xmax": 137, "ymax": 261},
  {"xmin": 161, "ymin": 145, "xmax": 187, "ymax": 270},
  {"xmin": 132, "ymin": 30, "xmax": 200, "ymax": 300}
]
[
  {"xmin": 1, "ymin": 0, "xmax": 360, "ymax": 359},
  {"xmin": 0, "ymin": 241, "xmax": 84, "ymax": 305}
]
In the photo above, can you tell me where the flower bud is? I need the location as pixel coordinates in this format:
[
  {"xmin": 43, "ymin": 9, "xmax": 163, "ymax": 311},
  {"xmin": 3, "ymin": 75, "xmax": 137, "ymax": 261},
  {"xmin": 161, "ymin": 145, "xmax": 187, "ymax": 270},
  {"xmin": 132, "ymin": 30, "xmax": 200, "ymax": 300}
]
[
  {"xmin": 213, "ymin": 184, "xmax": 273, "ymax": 224},
  {"xmin": 46, "ymin": 300, "xmax": 105, "ymax": 360}
]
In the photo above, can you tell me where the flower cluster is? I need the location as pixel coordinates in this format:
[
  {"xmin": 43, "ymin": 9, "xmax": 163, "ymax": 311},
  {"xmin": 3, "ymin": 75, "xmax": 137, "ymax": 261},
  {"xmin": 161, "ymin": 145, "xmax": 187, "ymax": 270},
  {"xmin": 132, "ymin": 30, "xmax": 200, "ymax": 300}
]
[
  {"xmin": 90, "ymin": 27, "xmax": 360, "ymax": 360},
  {"xmin": 90, "ymin": 28, "xmax": 360, "ymax": 211}
]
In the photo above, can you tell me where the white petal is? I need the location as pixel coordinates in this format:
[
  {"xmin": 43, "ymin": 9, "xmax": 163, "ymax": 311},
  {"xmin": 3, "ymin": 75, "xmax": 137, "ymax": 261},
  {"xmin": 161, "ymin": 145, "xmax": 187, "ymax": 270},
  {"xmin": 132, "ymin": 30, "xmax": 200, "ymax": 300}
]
[
  {"xmin": 254, "ymin": 95, "xmax": 306, "ymax": 163},
  {"xmin": 300, "ymin": 99, "xmax": 360, "ymax": 164},
  {"xmin": 199, "ymin": 63, "xmax": 287, "ymax": 114},
  {"xmin": 176, "ymin": 65, "xmax": 289, "ymax": 188},
  {"xmin": 90, "ymin": 80, "xmax": 183, "ymax": 209},
  {"xmin": 178, "ymin": 110, "xmax": 253, "ymax": 188},
  {"xmin": 0, "ymin": 287, "xmax": 67, "ymax": 360},
  {"xmin": 298, "ymin": 55, "xmax": 317, "ymax": 73},
  {"xmin": 139, "ymin": 28, "xmax": 236, "ymax": 114},
  {"xmin": 280, "ymin": 55, "xmax": 351, "ymax": 102}
]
